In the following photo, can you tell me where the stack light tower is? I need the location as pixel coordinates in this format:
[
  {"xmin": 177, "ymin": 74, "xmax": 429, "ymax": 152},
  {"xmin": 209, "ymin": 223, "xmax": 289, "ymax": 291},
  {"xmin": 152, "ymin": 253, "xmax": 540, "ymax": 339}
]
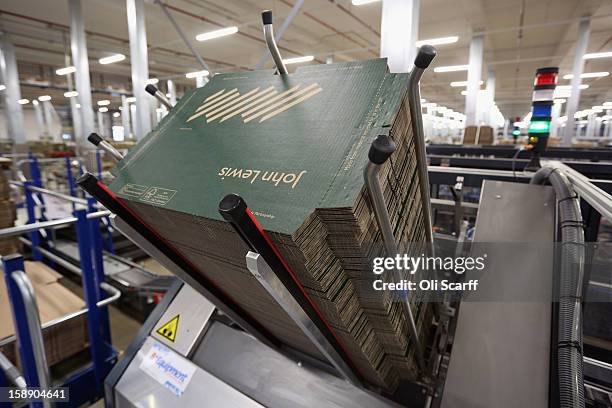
[{"xmin": 527, "ymin": 67, "xmax": 559, "ymax": 169}]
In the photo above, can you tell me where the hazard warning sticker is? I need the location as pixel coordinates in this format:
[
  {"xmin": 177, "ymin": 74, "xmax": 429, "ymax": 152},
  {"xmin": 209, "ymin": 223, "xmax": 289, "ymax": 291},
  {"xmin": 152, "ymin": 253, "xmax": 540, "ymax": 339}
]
[{"xmin": 156, "ymin": 314, "xmax": 180, "ymax": 342}]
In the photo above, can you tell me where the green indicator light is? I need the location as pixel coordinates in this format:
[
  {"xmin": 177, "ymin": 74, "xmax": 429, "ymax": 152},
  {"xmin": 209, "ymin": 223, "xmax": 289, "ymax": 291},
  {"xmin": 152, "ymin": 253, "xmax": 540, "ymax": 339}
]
[
  {"xmin": 528, "ymin": 120, "xmax": 550, "ymax": 133},
  {"xmin": 512, "ymin": 129, "xmax": 521, "ymax": 136}
]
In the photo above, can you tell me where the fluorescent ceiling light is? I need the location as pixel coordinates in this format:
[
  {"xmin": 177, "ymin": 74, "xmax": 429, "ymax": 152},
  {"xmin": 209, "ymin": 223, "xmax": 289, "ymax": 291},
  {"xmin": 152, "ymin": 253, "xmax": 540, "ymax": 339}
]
[
  {"xmin": 113, "ymin": 112, "xmax": 121, "ymax": 118},
  {"xmin": 97, "ymin": 100, "xmax": 111, "ymax": 106},
  {"xmin": 125, "ymin": 96, "xmax": 136, "ymax": 103},
  {"xmin": 283, "ymin": 55, "xmax": 315, "ymax": 65},
  {"xmin": 38, "ymin": 95, "xmax": 51, "ymax": 101},
  {"xmin": 64, "ymin": 91, "xmax": 78, "ymax": 98},
  {"xmin": 0, "ymin": 85, "xmax": 5, "ymax": 91},
  {"xmin": 434, "ymin": 64, "xmax": 468, "ymax": 73},
  {"xmin": 195, "ymin": 26, "xmax": 238, "ymax": 42},
  {"xmin": 461, "ymin": 90, "xmax": 467, "ymax": 96},
  {"xmin": 352, "ymin": 0, "xmax": 381, "ymax": 4},
  {"xmin": 18, "ymin": 99, "xmax": 29, "ymax": 104},
  {"xmin": 554, "ymin": 98, "xmax": 566, "ymax": 104},
  {"xmin": 185, "ymin": 70, "xmax": 210, "ymax": 79},
  {"xmin": 99, "ymin": 107, "xmax": 109, "ymax": 113},
  {"xmin": 556, "ymin": 84, "xmax": 589, "ymax": 90},
  {"xmin": 451, "ymin": 80, "xmax": 483, "ymax": 87},
  {"xmin": 56, "ymin": 66, "xmax": 76, "ymax": 75},
  {"xmin": 99, "ymin": 53, "xmax": 126, "ymax": 64},
  {"xmin": 145, "ymin": 78, "xmax": 159, "ymax": 85},
  {"xmin": 563, "ymin": 71, "xmax": 609, "ymax": 79},
  {"xmin": 416, "ymin": 36, "xmax": 459, "ymax": 47},
  {"xmin": 583, "ymin": 51, "xmax": 612, "ymax": 60}
]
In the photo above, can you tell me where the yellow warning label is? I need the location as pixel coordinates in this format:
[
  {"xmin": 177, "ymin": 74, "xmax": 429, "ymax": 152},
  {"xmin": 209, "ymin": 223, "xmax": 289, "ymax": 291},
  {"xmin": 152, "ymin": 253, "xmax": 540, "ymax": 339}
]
[{"xmin": 156, "ymin": 314, "xmax": 180, "ymax": 342}]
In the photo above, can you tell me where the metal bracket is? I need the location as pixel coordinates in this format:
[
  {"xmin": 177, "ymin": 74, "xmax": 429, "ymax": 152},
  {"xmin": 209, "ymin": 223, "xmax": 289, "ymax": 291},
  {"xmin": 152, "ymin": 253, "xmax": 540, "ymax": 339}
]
[
  {"xmin": 245, "ymin": 251, "xmax": 361, "ymax": 386},
  {"xmin": 261, "ymin": 10, "xmax": 288, "ymax": 75}
]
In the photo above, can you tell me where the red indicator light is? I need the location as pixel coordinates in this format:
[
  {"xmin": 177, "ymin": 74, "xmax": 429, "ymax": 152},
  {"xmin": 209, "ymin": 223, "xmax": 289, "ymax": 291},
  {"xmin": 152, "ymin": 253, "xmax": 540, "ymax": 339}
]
[{"xmin": 534, "ymin": 72, "xmax": 558, "ymax": 86}]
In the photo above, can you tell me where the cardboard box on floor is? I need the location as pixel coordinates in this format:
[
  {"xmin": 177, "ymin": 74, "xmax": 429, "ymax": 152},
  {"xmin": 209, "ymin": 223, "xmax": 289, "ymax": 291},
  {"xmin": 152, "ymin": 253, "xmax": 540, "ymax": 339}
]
[{"xmin": 0, "ymin": 261, "xmax": 88, "ymax": 367}]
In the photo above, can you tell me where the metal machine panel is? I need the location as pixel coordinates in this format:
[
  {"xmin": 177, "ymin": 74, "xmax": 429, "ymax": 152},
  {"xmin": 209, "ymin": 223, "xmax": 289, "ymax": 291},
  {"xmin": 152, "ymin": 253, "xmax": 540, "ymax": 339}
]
[
  {"xmin": 152, "ymin": 284, "xmax": 215, "ymax": 356},
  {"xmin": 114, "ymin": 337, "xmax": 263, "ymax": 408},
  {"xmin": 441, "ymin": 181, "xmax": 555, "ymax": 408},
  {"xmin": 192, "ymin": 322, "xmax": 402, "ymax": 408}
]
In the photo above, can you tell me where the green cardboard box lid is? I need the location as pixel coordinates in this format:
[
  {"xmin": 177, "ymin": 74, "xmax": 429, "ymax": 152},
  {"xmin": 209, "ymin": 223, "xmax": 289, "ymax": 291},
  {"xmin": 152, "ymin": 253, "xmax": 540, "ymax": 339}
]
[{"xmin": 109, "ymin": 59, "xmax": 408, "ymax": 234}]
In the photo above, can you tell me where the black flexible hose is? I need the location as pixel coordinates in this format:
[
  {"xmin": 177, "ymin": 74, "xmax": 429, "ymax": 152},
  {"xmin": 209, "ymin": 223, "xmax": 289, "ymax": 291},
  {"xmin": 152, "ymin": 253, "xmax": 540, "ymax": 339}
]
[{"xmin": 531, "ymin": 167, "xmax": 585, "ymax": 408}]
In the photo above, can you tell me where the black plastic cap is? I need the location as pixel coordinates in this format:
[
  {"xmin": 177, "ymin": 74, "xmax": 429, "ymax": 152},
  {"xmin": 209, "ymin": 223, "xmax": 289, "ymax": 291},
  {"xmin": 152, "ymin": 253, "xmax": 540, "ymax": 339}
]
[
  {"xmin": 535, "ymin": 67, "xmax": 559, "ymax": 75},
  {"xmin": 368, "ymin": 135, "xmax": 396, "ymax": 165},
  {"xmin": 219, "ymin": 193, "xmax": 247, "ymax": 221},
  {"xmin": 262, "ymin": 10, "xmax": 273, "ymax": 25},
  {"xmin": 414, "ymin": 45, "xmax": 437, "ymax": 69},
  {"xmin": 145, "ymin": 84, "xmax": 158, "ymax": 96},
  {"xmin": 88, "ymin": 133, "xmax": 103, "ymax": 146}
]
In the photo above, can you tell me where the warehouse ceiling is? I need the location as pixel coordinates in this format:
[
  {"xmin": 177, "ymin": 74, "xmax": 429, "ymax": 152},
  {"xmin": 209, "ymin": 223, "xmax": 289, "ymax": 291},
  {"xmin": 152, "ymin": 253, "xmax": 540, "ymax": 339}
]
[{"xmin": 1, "ymin": 0, "xmax": 612, "ymax": 118}]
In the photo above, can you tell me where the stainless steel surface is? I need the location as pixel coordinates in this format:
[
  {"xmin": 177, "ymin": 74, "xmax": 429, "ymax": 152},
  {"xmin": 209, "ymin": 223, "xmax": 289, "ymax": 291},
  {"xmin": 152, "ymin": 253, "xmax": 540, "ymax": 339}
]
[
  {"xmin": 363, "ymin": 162, "xmax": 425, "ymax": 372},
  {"xmin": 151, "ymin": 88, "xmax": 173, "ymax": 110},
  {"xmin": 152, "ymin": 284, "xmax": 215, "ymax": 356},
  {"xmin": 155, "ymin": 0, "xmax": 211, "ymax": 74},
  {"xmin": 111, "ymin": 215, "xmax": 277, "ymax": 350},
  {"xmin": 0, "ymin": 350, "xmax": 26, "ymax": 388},
  {"xmin": 98, "ymin": 282, "xmax": 122, "ymax": 308},
  {"xmin": 255, "ymin": 0, "xmax": 304, "ymax": 69},
  {"xmin": 263, "ymin": 23, "xmax": 288, "ymax": 75},
  {"xmin": 0, "ymin": 210, "xmax": 110, "ymax": 238},
  {"xmin": 543, "ymin": 160, "xmax": 612, "ymax": 222},
  {"xmin": 11, "ymin": 270, "xmax": 51, "ymax": 402},
  {"xmin": 441, "ymin": 181, "xmax": 555, "ymax": 408},
  {"xmin": 194, "ymin": 321, "xmax": 402, "ymax": 408},
  {"xmin": 429, "ymin": 165, "xmax": 534, "ymax": 180},
  {"xmin": 245, "ymin": 251, "xmax": 360, "ymax": 386},
  {"xmin": 407, "ymin": 67, "xmax": 434, "ymax": 245},
  {"xmin": 10, "ymin": 181, "xmax": 89, "ymax": 205},
  {"xmin": 430, "ymin": 198, "xmax": 478, "ymax": 216},
  {"xmin": 99, "ymin": 140, "xmax": 124, "ymax": 162},
  {"xmin": 584, "ymin": 357, "xmax": 612, "ymax": 386},
  {"xmin": 114, "ymin": 336, "xmax": 264, "ymax": 408}
]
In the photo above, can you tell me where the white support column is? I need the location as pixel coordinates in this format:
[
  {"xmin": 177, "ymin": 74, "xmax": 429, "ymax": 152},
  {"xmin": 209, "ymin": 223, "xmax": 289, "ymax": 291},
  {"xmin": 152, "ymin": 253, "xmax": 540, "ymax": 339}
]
[
  {"xmin": 32, "ymin": 100, "xmax": 46, "ymax": 140},
  {"xmin": 97, "ymin": 110, "xmax": 105, "ymax": 137},
  {"xmin": 166, "ymin": 79, "xmax": 177, "ymax": 106},
  {"xmin": 0, "ymin": 33, "xmax": 26, "ymax": 148},
  {"xmin": 121, "ymin": 95, "xmax": 131, "ymax": 138},
  {"xmin": 465, "ymin": 34, "xmax": 484, "ymax": 127},
  {"xmin": 42, "ymin": 101, "xmax": 55, "ymax": 142},
  {"xmin": 550, "ymin": 100, "xmax": 563, "ymax": 138},
  {"xmin": 605, "ymin": 109, "xmax": 612, "ymax": 139},
  {"xmin": 485, "ymin": 68, "xmax": 495, "ymax": 126},
  {"xmin": 586, "ymin": 113, "xmax": 596, "ymax": 138},
  {"xmin": 563, "ymin": 17, "xmax": 590, "ymax": 146},
  {"xmin": 70, "ymin": 97, "xmax": 82, "ymax": 142},
  {"xmin": 126, "ymin": 0, "xmax": 152, "ymax": 139},
  {"xmin": 380, "ymin": 0, "xmax": 419, "ymax": 73},
  {"xmin": 69, "ymin": 0, "xmax": 95, "ymax": 150}
]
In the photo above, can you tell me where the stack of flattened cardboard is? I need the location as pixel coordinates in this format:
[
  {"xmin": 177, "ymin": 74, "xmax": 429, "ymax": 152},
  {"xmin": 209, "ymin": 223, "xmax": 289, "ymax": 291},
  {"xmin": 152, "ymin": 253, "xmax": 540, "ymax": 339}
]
[
  {"xmin": 106, "ymin": 59, "xmax": 433, "ymax": 391},
  {"xmin": 0, "ymin": 261, "xmax": 88, "ymax": 367},
  {"xmin": 0, "ymin": 158, "xmax": 19, "ymax": 255}
]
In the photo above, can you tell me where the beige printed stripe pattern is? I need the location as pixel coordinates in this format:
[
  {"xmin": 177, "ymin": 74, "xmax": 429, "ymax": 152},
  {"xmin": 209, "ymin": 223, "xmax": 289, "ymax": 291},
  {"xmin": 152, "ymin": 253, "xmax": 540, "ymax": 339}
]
[{"xmin": 188, "ymin": 83, "xmax": 322, "ymax": 124}]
